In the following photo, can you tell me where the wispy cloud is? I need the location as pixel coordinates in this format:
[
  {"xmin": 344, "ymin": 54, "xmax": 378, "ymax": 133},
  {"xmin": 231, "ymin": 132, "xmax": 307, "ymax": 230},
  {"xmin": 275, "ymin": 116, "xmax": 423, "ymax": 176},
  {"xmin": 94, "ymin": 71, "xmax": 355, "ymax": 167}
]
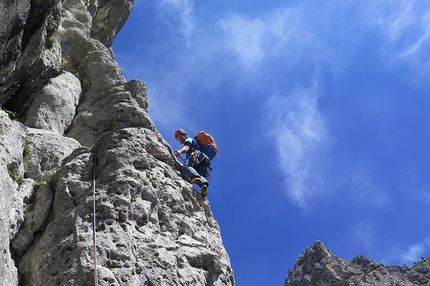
[
  {"xmin": 382, "ymin": 238, "xmax": 430, "ymax": 265},
  {"xmin": 374, "ymin": 1, "xmax": 415, "ymax": 42},
  {"xmin": 158, "ymin": 0, "xmax": 196, "ymax": 44},
  {"xmin": 421, "ymin": 192, "xmax": 430, "ymax": 203},
  {"xmin": 219, "ymin": 15, "xmax": 267, "ymax": 68},
  {"xmin": 347, "ymin": 221, "xmax": 376, "ymax": 252},
  {"xmin": 372, "ymin": 1, "xmax": 430, "ymax": 48},
  {"xmin": 344, "ymin": 222, "xmax": 430, "ymax": 266},
  {"xmin": 144, "ymin": 6, "xmax": 317, "ymax": 130},
  {"xmin": 400, "ymin": 243, "xmax": 426, "ymax": 264},
  {"xmin": 218, "ymin": 9, "xmax": 308, "ymax": 70},
  {"xmin": 346, "ymin": 167, "xmax": 392, "ymax": 208},
  {"xmin": 382, "ymin": 3, "xmax": 430, "ymax": 57},
  {"xmin": 365, "ymin": 1, "xmax": 430, "ymax": 83},
  {"xmin": 265, "ymin": 83, "xmax": 329, "ymax": 208}
]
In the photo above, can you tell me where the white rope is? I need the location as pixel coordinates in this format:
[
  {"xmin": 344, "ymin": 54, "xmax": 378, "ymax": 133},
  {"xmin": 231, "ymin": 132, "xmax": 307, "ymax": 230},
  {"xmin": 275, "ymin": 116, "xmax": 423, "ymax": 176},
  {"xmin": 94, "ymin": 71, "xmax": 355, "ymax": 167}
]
[{"xmin": 92, "ymin": 142, "xmax": 99, "ymax": 286}]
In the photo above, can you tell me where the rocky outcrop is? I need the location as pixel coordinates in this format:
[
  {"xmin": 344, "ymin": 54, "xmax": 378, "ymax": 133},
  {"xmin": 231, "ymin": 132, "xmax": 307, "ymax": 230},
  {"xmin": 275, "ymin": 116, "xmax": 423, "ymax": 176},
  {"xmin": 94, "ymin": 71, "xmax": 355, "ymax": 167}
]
[
  {"xmin": 0, "ymin": 0, "xmax": 234, "ymax": 285},
  {"xmin": 285, "ymin": 241, "xmax": 430, "ymax": 286},
  {"xmin": 64, "ymin": 38, "xmax": 153, "ymax": 147},
  {"xmin": 24, "ymin": 71, "xmax": 82, "ymax": 134},
  {"xmin": 0, "ymin": 111, "xmax": 25, "ymax": 286}
]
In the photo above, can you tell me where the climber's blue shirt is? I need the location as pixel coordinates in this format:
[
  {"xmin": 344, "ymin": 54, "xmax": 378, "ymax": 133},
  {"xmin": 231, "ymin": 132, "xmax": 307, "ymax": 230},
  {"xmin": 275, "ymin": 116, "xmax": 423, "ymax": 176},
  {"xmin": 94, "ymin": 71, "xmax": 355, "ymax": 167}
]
[
  {"xmin": 184, "ymin": 137, "xmax": 200, "ymax": 158},
  {"xmin": 182, "ymin": 137, "xmax": 209, "ymax": 186}
]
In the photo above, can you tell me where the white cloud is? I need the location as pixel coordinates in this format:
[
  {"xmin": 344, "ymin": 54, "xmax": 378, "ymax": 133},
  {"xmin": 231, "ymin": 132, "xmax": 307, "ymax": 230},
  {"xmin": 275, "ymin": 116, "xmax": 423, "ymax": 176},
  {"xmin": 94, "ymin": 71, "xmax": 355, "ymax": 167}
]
[
  {"xmin": 345, "ymin": 222, "xmax": 430, "ymax": 267},
  {"xmin": 265, "ymin": 83, "xmax": 329, "ymax": 208},
  {"xmin": 376, "ymin": 2, "xmax": 430, "ymax": 58},
  {"xmin": 400, "ymin": 243, "xmax": 426, "ymax": 264},
  {"xmin": 346, "ymin": 167, "xmax": 392, "ymax": 208},
  {"xmin": 219, "ymin": 15, "xmax": 266, "ymax": 68},
  {"xmin": 158, "ymin": 0, "xmax": 196, "ymax": 43},
  {"xmin": 370, "ymin": 0, "xmax": 430, "ymax": 47},
  {"xmin": 218, "ymin": 9, "xmax": 307, "ymax": 70},
  {"xmin": 374, "ymin": 0, "xmax": 415, "ymax": 42},
  {"xmin": 363, "ymin": 1, "xmax": 430, "ymax": 83},
  {"xmin": 399, "ymin": 10, "xmax": 430, "ymax": 57},
  {"xmin": 382, "ymin": 238, "xmax": 430, "ymax": 265},
  {"xmin": 345, "ymin": 221, "xmax": 430, "ymax": 266}
]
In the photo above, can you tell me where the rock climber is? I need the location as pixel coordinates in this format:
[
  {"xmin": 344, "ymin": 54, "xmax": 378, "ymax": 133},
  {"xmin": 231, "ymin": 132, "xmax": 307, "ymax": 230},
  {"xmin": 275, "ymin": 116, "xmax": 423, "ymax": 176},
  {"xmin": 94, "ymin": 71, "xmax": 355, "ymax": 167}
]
[{"xmin": 174, "ymin": 128, "xmax": 209, "ymax": 195}]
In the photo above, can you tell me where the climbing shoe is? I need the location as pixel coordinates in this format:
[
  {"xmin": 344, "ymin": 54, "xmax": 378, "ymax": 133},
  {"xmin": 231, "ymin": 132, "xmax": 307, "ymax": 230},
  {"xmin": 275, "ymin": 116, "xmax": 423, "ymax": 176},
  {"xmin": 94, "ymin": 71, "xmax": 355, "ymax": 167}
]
[
  {"xmin": 190, "ymin": 177, "xmax": 201, "ymax": 185},
  {"xmin": 201, "ymin": 184, "xmax": 208, "ymax": 196}
]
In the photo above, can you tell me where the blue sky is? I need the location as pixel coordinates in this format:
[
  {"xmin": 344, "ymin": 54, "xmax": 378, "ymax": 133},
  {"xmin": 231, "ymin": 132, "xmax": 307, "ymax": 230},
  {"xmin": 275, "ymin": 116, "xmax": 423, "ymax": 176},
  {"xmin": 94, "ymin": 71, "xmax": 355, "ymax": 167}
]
[{"xmin": 112, "ymin": 1, "xmax": 430, "ymax": 285}]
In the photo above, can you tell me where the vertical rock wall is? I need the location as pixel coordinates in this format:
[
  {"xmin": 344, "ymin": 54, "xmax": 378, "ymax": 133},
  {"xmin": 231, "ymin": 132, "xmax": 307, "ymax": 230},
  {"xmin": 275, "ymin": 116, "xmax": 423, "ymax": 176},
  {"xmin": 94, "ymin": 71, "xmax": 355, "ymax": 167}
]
[{"xmin": 0, "ymin": 0, "xmax": 235, "ymax": 285}]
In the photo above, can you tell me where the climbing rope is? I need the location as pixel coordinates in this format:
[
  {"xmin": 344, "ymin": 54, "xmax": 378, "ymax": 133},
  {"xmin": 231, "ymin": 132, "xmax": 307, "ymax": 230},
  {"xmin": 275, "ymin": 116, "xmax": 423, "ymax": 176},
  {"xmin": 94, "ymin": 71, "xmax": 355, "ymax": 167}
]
[
  {"xmin": 92, "ymin": 141, "xmax": 99, "ymax": 286},
  {"xmin": 88, "ymin": 149, "xmax": 183, "ymax": 285},
  {"xmin": 146, "ymin": 152, "xmax": 174, "ymax": 156},
  {"xmin": 147, "ymin": 152, "xmax": 185, "ymax": 163}
]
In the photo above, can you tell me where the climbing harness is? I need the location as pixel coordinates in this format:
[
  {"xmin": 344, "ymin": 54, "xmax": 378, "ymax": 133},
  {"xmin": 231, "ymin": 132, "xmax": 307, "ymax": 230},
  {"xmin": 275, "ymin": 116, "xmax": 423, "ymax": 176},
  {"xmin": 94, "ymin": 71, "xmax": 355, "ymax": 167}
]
[{"xmin": 189, "ymin": 150, "xmax": 210, "ymax": 166}]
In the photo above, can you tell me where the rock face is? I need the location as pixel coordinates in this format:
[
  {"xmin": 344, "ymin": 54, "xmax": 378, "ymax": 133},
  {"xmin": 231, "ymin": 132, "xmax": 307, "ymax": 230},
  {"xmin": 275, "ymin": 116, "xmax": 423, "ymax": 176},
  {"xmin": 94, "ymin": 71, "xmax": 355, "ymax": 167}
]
[
  {"xmin": 285, "ymin": 241, "xmax": 430, "ymax": 286},
  {"xmin": 0, "ymin": 1, "xmax": 234, "ymax": 285}
]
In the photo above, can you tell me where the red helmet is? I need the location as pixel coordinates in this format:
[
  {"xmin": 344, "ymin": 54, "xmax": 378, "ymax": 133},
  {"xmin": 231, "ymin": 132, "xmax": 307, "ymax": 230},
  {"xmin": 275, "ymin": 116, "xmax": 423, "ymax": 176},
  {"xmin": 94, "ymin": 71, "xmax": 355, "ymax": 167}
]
[{"xmin": 174, "ymin": 129, "xmax": 186, "ymax": 138}]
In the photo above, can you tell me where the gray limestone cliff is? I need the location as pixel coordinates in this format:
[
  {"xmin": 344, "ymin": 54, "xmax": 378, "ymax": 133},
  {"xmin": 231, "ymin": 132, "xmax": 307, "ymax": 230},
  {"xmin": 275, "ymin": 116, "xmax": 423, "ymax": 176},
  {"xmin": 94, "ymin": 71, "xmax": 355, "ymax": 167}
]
[
  {"xmin": 285, "ymin": 241, "xmax": 430, "ymax": 286},
  {"xmin": 0, "ymin": 1, "xmax": 234, "ymax": 285}
]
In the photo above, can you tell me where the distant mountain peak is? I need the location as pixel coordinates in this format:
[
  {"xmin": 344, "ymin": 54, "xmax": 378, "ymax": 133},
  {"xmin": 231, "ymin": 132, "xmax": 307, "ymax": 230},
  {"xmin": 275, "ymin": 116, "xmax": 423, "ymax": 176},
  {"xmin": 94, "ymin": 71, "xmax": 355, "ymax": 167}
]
[{"xmin": 285, "ymin": 241, "xmax": 430, "ymax": 286}]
